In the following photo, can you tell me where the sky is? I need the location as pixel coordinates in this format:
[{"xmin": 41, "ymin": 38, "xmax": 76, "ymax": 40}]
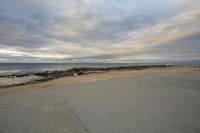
[{"xmin": 0, "ymin": 0, "xmax": 199, "ymax": 63}]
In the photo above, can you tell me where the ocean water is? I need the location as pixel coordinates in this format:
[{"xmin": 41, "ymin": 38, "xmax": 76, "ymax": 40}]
[
  {"xmin": 0, "ymin": 63, "xmax": 155, "ymax": 76},
  {"xmin": 0, "ymin": 63, "xmax": 196, "ymax": 86},
  {"xmin": 0, "ymin": 63, "xmax": 151, "ymax": 86}
]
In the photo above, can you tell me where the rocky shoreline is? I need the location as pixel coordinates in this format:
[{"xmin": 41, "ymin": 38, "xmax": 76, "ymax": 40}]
[{"xmin": 0, "ymin": 65, "xmax": 171, "ymax": 88}]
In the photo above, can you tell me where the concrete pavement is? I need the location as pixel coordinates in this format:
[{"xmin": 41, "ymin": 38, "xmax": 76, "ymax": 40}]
[{"xmin": 0, "ymin": 71, "xmax": 200, "ymax": 133}]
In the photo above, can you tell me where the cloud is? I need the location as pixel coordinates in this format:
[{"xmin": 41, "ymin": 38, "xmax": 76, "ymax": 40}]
[{"xmin": 0, "ymin": 0, "xmax": 199, "ymax": 63}]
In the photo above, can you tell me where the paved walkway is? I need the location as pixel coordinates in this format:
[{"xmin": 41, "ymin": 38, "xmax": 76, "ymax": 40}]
[{"xmin": 1, "ymin": 72, "xmax": 200, "ymax": 133}]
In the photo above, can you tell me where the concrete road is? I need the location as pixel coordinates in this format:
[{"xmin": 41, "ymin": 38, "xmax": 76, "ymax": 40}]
[
  {"xmin": 0, "ymin": 86, "xmax": 88, "ymax": 133},
  {"xmin": 1, "ymin": 71, "xmax": 200, "ymax": 133}
]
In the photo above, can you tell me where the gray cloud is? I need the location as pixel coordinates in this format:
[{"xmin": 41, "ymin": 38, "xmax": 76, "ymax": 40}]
[{"xmin": 0, "ymin": 0, "xmax": 199, "ymax": 63}]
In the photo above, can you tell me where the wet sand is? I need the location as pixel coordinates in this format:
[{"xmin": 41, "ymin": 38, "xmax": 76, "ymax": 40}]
[{"xmin": 0, "ymin": 67, "xmax": 200, "ymax": 133}]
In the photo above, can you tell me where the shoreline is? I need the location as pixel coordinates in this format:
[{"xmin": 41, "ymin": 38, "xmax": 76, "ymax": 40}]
[
  {"xmin": 0, "ymin": 65, "xmax": 171, "ymax": 89},
  {"xmin": 1, "ymin": 65, "xmax": 171, "ymax": 78},
  {"xmin": 0, "ymin": 66, "xmax": 199, "ymax": 92}
]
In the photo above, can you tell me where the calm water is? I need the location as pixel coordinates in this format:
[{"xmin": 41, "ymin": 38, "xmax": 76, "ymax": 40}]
[
  {"xmin": 0, "ymin": 63, "xmax": 153, "ymax": 86},
  {"xmin": 0, "ymin": 63, "xmax": 154, "ymax": 76},
  {"xmin": 0, "ymin": 63, "xmax": 197, "ymax": 86}
]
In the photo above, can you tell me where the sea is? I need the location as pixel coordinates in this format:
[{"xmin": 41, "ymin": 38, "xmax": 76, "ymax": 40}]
[
  {"xmin": 0, "ymin": 63, "xmax": 155, "ymax": 86},
  {"xmin": 0, "ymin": 63, "xmax": 198, "ymax": 86},
  {"xmin": 0, "ymin": 63, "xmax": 155, "ymax": 76}
]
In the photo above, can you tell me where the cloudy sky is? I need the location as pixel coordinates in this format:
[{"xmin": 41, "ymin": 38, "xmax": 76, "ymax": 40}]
[{"xmin": 0, "ymin": 0, "xmax": 199, "ymax": 63}]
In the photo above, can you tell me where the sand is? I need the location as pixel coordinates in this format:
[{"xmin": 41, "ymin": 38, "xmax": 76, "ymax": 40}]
[{"xmin": 0, "ymin": 67, "xmax": 200, "ymax": 133}]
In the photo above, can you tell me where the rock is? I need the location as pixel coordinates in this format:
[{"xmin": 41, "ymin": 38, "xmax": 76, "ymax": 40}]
[{"xmin": 73, "ymin": 73, "xmax": 78, "ymax": 77}]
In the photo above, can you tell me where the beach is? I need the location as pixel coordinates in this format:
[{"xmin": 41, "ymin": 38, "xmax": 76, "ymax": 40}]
[{"xmin": 0, "ymin": 67, "xmax": 200, "ymax": 133}]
